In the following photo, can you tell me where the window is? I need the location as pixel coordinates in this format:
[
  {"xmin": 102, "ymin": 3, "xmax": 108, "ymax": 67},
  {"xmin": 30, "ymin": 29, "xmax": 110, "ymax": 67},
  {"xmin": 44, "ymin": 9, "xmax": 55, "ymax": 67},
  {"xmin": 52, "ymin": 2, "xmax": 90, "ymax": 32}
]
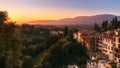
[
  {"xmin": 115, "ymin": 48, "xmax": 118, "ymax": 53},
  {"xmin": 114, "ymin": 38, "xmax": 115, "ymax": 42},
  {"xmin": 119, "ymin": 38, "xmax": 120, "ymax": 43},
  {"xmin": 115, "ymin": 53, "xmax": 117, "ymax": 57},
  {"xmin": 111, "ymin": 47, "xmax": 114, "ymax": 50},
  {"xmin": 119, "ymin": 44, "xmax": 120, "ymax": 48},
  {"xmin": 110, "ymin": 51, "xmax": 112, "ymax": 53},
  {"xmin": 114, "ymin": 43, "xmax": 116, "ymax": 46},
  {"xmin": 108, "ymin": 46, "xmax": 110, "ymax": 49}
]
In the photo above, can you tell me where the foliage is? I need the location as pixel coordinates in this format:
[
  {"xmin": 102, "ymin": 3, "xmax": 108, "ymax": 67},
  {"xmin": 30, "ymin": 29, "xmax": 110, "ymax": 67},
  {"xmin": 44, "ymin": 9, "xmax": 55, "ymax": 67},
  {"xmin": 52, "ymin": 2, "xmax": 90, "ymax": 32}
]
[
  {"xmin": 0, "ymin": 11, "xmax": 88, "ymax": 68},
  {"xmin": 110, "ymin": 62, "xmax": 117, "ymax": 68},
  {"xmin": 0, "ymin": 11, "xmax": 22, "ymax": 68},
  {"xmin": 22, "ymin": 56, "xmax": 33, "ymax": 68},
  {"xmin": 64, "ymin": 26, "xmax": 69, "ymax": 36},
  {"xmin": 101, "ymin": 21, "xmax": 108, "ymax": 32},
  {"xmin": 94, "ymin": 17, "xmax": 120, "ymax": 32},
  {"xmin": 0, "ymin": 56, "xmax": 6, "ymax": 68},
  {"xmin": 94, "ymin": 23, "xmax": 101, "ymax": 32},
  {"xmin": 46, "ymin": 34, "xmax": 63, "ymax": 47},
  {"xmin": 39, "ymin": 35, "xmax": 87, "ymax": 68}
]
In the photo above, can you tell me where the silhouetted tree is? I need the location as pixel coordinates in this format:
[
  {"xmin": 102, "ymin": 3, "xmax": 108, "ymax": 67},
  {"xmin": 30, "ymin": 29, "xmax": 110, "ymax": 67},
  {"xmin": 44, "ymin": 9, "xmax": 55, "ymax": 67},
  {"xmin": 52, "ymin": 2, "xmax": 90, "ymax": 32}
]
[
  {"xmin": 94, "ymin": 17, "xmax": 120, "ymax": 32},
  {"xmin": 101, "ymin": 21, "xmax": 108, "ymax": 32},
  {"xmin": 0, "ymin": 11, "xmax": 22, "ymax": 68},
  {"xmin": 111, "ymin": 17, "xmax": 118, "ymax": 29},
  {"xmin": 94, "ymin": 23, "xmax": 101, "ymax": 32},
  {"xmin": 64, "ymin": 26, "xmax": 68, "ymax": 36}
]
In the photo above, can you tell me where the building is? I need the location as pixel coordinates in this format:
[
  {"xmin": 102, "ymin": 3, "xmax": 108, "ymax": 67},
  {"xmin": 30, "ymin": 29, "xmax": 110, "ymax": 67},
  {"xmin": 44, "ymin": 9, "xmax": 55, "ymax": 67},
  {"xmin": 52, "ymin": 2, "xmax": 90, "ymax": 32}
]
[
  {"xmin": 98, "ymin": 29, "xmax": 120, "ymax": 67},
  {"xmin": 73, "ymin": 29, "xmax": 120, "ymax": 67},
  {"xmin": 73, "ymin": 31, "xmax": 84, "ymax": 43},
  {"xmin": 99, "ymin": 31, "xmax": 114, "ymax": 61},
  {"xmin": 67, "ymin": 65, "xmax": 78, "ymax": 68},
  {"xmin": 113, "ymin": 29, "xmax": 120, "ymax": 67},
  {"xmin": 50, "ymin": 31, "xmax": 64, "ymax": 35},
  {"xmin": 73, "ymin": 30, "xmax": 101, "ymax": 58},
  {"xmin": 86, "ymin": 60, "xmax": 111, "ymax": 68},
  {"xmin": 73, "ymin": 30, "xmax": 97, "ymax": 50},
  {"xmin": 89, "ymin": 32, "xmax": 101, "ymax": 60}
]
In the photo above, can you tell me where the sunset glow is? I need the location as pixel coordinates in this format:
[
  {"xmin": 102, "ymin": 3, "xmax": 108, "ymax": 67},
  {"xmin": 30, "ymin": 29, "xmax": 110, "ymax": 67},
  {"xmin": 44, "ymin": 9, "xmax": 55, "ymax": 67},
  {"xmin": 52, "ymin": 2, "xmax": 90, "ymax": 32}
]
[{"xmin": 0, "ymin": 0, "xmax": 120, "ymax": 24}]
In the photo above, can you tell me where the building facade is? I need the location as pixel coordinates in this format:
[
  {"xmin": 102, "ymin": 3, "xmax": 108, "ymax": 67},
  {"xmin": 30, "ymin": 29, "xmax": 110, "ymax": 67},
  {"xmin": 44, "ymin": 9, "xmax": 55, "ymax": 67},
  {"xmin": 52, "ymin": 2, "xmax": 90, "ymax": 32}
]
[
  {"xmin": 113, "ymin": 29, "xmax": 120, "ymax": 67},
  {"xmin": 99, "ymin": 32, "xmax": 114, "ymax": 61}
]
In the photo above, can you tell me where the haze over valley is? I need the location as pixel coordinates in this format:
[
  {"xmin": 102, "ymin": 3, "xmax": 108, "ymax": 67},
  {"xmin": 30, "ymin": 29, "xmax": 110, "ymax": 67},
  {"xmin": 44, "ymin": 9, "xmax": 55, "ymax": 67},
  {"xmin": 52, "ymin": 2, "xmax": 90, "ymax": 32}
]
[{"xmin": 26, "ymin": 14, "xmax": 120, "ymax": 25}]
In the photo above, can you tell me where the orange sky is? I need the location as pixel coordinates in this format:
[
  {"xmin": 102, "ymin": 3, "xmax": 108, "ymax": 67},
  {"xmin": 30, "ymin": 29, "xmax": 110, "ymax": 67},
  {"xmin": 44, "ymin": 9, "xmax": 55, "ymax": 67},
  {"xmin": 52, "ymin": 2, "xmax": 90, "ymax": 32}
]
[
  {"xmin": 5, "ymin": 5, "xmax": 92, "ymax": 23},
  {"xmin": 6, "ymin": 7, "xmax": 103, "ymax": 23},
  {"xmin": 8, "ymin": 8, "xmax": 93, "ymax": 23},
  {"xmin": 1, "ymin": 0, "xmax": 120, "ymax": 24}
]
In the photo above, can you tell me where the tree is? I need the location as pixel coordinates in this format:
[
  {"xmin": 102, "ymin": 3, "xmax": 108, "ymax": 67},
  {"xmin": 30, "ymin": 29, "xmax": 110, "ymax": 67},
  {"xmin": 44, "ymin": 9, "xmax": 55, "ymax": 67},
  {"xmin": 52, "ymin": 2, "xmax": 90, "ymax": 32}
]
[
  {"xmin": 0, "ymin": 56, "xmax": 6, "ymax": 68},
  {"xmin": 94, "ymin": 17, "xmax": 120, "ymax": 32},
  {"xmin": 22, "ymin": 56, "xmax": 33, "ymax": 68},
  {"xmin": 39, "ymin": 35, "xmax": 88, "ymax": 68},
  {"xmin": 110, "ymin": 62, "xmax": 117, "ymax": 68},
  {"xmin": 46, "ymin": 35, "xmax": 62, "ymax": 47},
  {"xmin": 101, "ymin": 21, "xmax": 108, "ymax": 32},
  {"xmin": 0, "ymin": 11, "xmax": 9, "ymax": 25},
  {"xmin": 94, "ymin": 23, "xmax": 101, "ymax": 32},
  {"xmin": 0, "ymin": 11, "xmax": 22, "ymax": 68},
  {"xmin": 114, "ymin": 17, "xmax": 118, "ymax": 29},
  {"xmin": 111, "ymin": 17, "xmax": 118, "ymax": 29},
  {"xmin": 117, "ymin": 21, "xmax": 120, "ymax": 28},
  {"xmin": 64, "ymin": 26, "xmax": 69, "ymax": 36}
]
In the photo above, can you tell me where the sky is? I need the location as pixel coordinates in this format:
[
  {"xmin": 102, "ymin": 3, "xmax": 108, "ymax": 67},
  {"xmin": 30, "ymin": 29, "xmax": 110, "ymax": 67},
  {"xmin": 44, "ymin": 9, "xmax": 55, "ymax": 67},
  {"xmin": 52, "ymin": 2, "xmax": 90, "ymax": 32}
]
[{"xmin": 0, "ymin": 0, "xmax": 120, "ymax": 23}]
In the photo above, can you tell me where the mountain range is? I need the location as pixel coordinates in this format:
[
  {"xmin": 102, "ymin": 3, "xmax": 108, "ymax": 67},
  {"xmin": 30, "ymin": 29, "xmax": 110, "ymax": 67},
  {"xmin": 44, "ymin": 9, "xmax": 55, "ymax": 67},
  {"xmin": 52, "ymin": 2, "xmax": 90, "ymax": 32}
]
[{"xmin": 26, "ymin": 14, "xmax": 120, "ymax": 25}]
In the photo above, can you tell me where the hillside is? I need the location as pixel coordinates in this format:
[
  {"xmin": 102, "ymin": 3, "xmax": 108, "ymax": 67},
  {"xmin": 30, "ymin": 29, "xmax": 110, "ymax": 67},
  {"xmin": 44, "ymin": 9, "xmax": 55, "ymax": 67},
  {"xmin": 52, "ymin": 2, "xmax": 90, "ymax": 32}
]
[{"xmin": 25, "ymin": 14, "xmax": 120, "ymax": 25}]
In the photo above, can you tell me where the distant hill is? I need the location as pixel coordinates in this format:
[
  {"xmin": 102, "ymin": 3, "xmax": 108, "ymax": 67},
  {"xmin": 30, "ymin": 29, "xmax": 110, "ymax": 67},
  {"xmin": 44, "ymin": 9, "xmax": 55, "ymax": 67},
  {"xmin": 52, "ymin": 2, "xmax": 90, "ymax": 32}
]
[{"xmin": 26, "ymin": 14, "xmax": 120, "ymax": 25}]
